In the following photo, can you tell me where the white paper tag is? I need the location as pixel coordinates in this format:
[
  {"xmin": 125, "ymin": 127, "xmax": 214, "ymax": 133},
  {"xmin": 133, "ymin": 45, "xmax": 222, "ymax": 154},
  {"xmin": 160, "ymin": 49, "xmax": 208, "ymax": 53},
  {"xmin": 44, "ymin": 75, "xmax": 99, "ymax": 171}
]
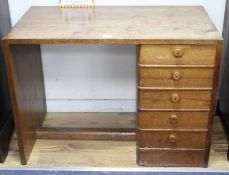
[{"xmin": 102, "ymin": 34, "xmax": 113, "ymax": 38}]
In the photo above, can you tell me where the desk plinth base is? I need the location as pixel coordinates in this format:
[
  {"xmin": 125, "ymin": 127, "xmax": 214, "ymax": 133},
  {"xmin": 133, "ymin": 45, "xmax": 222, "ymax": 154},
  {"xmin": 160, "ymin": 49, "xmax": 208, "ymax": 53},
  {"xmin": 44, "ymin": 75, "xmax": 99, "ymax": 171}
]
[{"xmin": 36, "ymin": 112, "xmax": 136, "ymax": 141}]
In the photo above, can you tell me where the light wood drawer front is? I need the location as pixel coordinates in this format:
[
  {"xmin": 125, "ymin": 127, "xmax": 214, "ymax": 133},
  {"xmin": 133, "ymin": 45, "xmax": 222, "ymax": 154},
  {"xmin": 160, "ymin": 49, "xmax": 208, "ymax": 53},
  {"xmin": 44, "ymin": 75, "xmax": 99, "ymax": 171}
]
[
  {"xmin": 139, "ymin": 90, "xmax": 211, "ymax": 109},
  {"xmin": 139, "ymin": 45, "xmax": 216, "ymax": 65},
  {"xmin": 138, "ymin": 111, "xmax": 209, "ymax": 129},
  {"xmin": 137, "ymin": 149, "xmax": 205, "ymax": 167},
  {"xmin": 138, "ymin": 130, "xmax": 207, "ymax": 149},
  {"xmin": 139, "ymin": 67, "xmax": 214, "ymax": 88}
]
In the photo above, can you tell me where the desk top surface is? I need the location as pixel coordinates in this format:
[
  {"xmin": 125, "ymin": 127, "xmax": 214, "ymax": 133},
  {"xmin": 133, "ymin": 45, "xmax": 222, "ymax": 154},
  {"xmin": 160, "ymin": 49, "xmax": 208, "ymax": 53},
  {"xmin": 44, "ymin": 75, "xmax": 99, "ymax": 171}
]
[{"xmin": 4, "ymin": 6, "xmax": 222, "ymax": 44}]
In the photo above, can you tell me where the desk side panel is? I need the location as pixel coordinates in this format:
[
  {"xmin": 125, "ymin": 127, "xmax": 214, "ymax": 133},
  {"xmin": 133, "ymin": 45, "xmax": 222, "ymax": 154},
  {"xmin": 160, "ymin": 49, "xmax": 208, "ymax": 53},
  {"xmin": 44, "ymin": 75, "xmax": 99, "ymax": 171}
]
[
  {"xmin": 204, "ymin": 41, "xmax": 223, "ymax": 167},
  {"xmin": 3, "ymin": 43, "xmax": 46, "ymax": 164}
]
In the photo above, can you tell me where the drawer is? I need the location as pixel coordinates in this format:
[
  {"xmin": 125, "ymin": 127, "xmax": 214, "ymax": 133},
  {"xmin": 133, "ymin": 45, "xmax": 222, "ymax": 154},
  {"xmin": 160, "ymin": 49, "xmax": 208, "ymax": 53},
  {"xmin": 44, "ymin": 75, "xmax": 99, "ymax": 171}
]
[
  {"xmin": 137, "ymin": 149, "xmax": 205, "ymax": 167},
  {"xmin": 138, "ymin": 130, "xmax": 207, "ymax": 149},
  {"xmin": 138, "ymin": 111, "xmax": 209, "ymax": 129},
  {"xmin": 139, "ymin": 45, "xmax": 216, "ymax": 65},
  {"xmin": 138, "ymin": 90, "xmax": 211, "ymax": 109},
  {"xmin": 138, "ymin": 67, "xmax": 214, "ymax": 88}
]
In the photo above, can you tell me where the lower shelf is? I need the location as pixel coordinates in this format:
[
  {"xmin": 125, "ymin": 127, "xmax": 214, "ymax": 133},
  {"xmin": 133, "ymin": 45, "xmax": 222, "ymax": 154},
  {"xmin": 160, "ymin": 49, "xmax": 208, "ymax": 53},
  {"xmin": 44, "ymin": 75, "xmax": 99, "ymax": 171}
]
[
  {"xmin": 1, "ymin": 114, "xmax": 228, "ymax": 169},
  {"xmin": 36, "ymin": 112, "xmax": 136, "ymax": 140},
  {"xmin": 41, "ymin": 112, "xmax": 136, "ymax": 129}
]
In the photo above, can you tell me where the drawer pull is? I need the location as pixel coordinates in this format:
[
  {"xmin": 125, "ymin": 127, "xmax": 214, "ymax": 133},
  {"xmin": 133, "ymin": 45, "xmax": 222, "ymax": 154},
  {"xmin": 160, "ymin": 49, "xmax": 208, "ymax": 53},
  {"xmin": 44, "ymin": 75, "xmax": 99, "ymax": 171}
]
[
  {"xmin": 171, "ymin": 93, "xmax": 180, "ymax": 103},
  {"xmin": 168, "ymin": 134, "xmax": 176, "ymax": 143},
  {"xmin": 172, "ymin": 71, "xmax": 181, "ymax": 81},
  {"xmin": 174, "ymin": 48, "xmax": 183, "ymax": 57},
  {"xmin": 170, "ymin": 115, "xmax": 178, "ymax": 124}
]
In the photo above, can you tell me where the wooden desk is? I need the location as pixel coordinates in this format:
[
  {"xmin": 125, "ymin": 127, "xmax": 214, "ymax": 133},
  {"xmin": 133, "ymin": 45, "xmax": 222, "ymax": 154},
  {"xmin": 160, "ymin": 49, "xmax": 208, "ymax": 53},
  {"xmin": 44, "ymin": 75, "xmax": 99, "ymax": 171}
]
[{"xmin": 2, "ymin": 6, "xmax": 222, "ymax": 167}]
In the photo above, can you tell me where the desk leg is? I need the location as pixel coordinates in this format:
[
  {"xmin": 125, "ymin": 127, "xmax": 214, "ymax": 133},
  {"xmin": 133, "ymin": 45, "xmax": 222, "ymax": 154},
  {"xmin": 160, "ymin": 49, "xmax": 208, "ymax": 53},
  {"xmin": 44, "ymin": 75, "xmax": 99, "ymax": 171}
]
[{"xmin": 3, "ymin": 44, "xmax": 47, "ymax": 165}]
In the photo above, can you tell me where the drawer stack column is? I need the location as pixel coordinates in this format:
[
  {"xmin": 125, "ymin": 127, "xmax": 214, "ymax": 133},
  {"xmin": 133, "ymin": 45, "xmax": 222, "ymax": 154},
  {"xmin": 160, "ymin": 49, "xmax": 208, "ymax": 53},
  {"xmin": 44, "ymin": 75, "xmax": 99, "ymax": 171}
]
[{"xmin": 137, "ymin": 44, "xmax": 218, "ymax": 167}]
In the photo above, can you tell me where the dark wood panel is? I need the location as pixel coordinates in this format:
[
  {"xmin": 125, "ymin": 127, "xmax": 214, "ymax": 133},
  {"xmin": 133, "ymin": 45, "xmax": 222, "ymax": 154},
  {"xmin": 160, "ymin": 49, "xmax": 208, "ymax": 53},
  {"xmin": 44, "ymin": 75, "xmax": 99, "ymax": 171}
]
[
  {"xmin": 0, "ymin": 113, "xmax": 14, "ymax": 163},
  {"xmin": 218, "ymin": 0, "xmax": 229, "ymax": 162},
  {"xmin": 137, "ymin": 149, "xmax": 205, "ymax": 167},
  {"xmin": 219, "ymin": 0, "xmax": 229, "ymax": 132},
  {"xmin": 2, "ymin": 44, "xmax": 47, "ymax": 165},
  {"xmin": 0, "ymin": 0, "xmax": 14, "ymax": 163},
  {"xmin": 36, "ymin": 127, "xmax": 136, "ymax": 141}
]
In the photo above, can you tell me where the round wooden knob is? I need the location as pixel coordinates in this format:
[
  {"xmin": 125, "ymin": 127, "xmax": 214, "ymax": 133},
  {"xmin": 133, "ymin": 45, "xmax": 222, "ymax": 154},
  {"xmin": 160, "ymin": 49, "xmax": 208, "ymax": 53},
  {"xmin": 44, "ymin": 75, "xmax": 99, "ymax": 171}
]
[
  {"xmin": 172, "ymin": 71, "xmax": 181, "ymax": 81},
  {"xmin": 170, "ymin": 115, "xmax": 178, "ymax": 124},
  {"xmin": 171, "ymin": 93, "xmax": 180, "ymax": 103},
  {"xmin": 174, "ymin": 48, "xmax": 183, "ymax": 57},
  {"xmin": 168, "ymin": 134, "xmax": 176, "ymax": 143}
]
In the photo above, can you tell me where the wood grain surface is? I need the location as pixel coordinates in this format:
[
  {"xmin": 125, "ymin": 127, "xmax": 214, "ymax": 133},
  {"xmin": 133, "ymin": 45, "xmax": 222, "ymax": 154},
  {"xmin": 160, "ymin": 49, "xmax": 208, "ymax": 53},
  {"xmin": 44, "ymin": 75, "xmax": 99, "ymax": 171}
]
[
  {"xmin": 138, "ymin": 111, "xmax": 209, "ymax": 129},
  {"xmin": 36, "ymin": 127, "xmax": 136, "ymax": 140},
  {"xmin": 3, "ymin": 44, "xmax": 47, "ymax": 165},
  {"xmin": 139, "ymin": 45, "xmax": 216, "ymax": 65},
  {"xmin": 138, "ymin": 130, "xmax": 207, "ymax": 149},
  {"xmin": 138, "ymin": 67, "xmax": 214, "ymax": 88},
  {"xmin": 138, "ymin": 89, "xmax": 212, "ymax": 109},
  {"xmin": 36, "ymin": 113, "xmax": 136, "ymax": 140},
  {"xmin": 137, "ymin": 149, "xmax": 206, "ymax": 167},
  {"xmin": 3, "ymin": 6, "xmax": 222, "ymax": 44},
  {"xmin": 136, "ymin": 33, "xmax": 222, "ymax": 166},
  {"xmin": 42, "ymin": 112, "xmax": 136, "ymax": 128}
]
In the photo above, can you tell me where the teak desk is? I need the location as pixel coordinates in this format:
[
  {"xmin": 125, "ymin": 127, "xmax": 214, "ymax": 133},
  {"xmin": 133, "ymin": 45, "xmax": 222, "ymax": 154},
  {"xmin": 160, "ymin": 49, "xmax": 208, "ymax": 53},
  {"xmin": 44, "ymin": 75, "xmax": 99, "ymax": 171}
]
[{"xmin": 2, "ymin": 6, "xmax": 222, "ymax": 167}]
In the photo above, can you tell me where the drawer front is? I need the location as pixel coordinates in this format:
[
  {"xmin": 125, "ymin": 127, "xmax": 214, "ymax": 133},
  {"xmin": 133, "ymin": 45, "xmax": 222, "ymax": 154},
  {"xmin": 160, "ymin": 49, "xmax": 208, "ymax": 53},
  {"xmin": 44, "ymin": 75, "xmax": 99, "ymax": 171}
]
[
  {"xmin": 139, "ymin": 45, "xmax": 216, "ymax": 65},
  {"xmin": 138, "ymin": 90, "xmax": 211, "ymax": 109},
  {"xmin": 137, "ymin": 149, "xmax": 205, "ymax": 167},
  {"xmin": 138, "ymin": 111, "xmax": 209, "ymax": 129},
  {"xmin": 138, "ymin": 130, "xmax": 207, "ymax": 149},
  {"xmin": 138, "ymin": 67, "xmax": 214, "ymax": 88}
]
